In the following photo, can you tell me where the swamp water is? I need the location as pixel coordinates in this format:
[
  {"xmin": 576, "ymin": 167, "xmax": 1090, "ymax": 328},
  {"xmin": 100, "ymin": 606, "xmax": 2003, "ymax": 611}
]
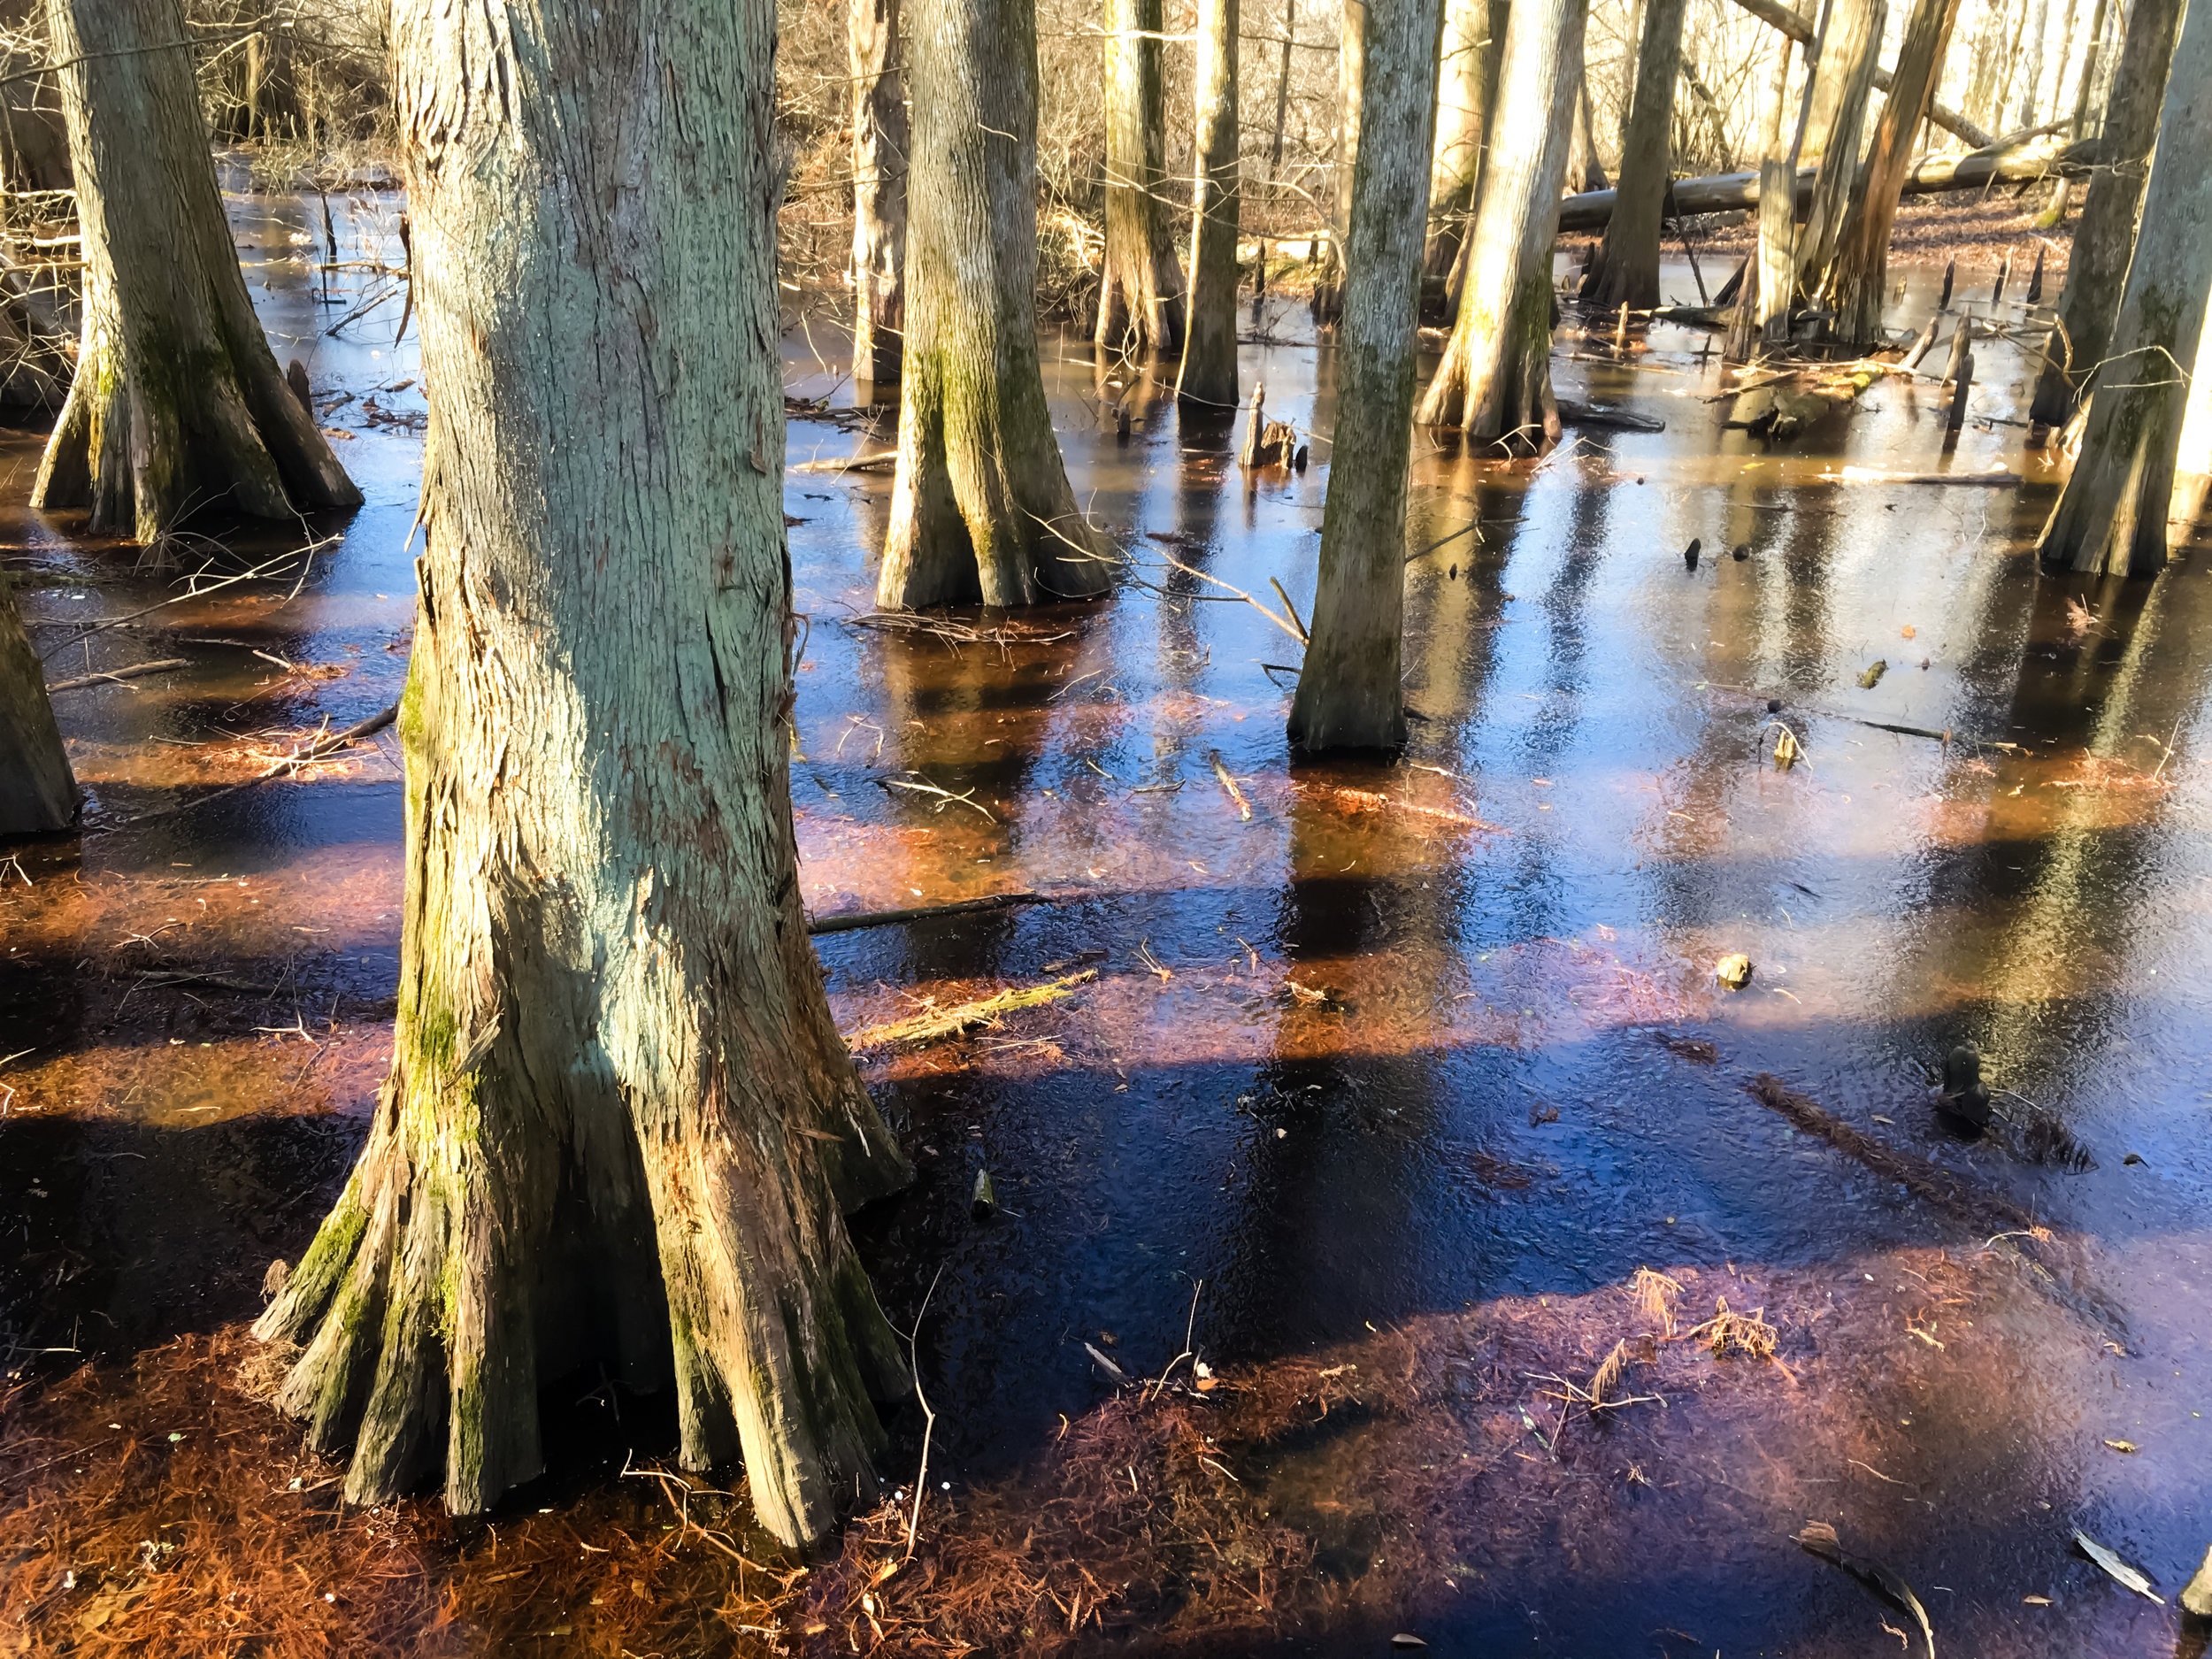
[{"xmin": 1, "ymin": 202, "xmax": 2208, "ymax": 1656}]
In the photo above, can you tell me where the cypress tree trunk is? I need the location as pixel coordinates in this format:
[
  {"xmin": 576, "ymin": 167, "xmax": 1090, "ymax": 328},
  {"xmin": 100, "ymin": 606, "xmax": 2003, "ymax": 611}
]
[
  {"xmin": 2027, "ymin": 0, "xmax": 2185, "ymax": 427},
  {"xmin": 1793, "ymin": 0, "xmax": 1886, "ymax": 292},
  {"xmin": 1819, "ymin": 0, "xmax": 1965, "ymax": 344},
  {"xmin": 1, "ymin": 581, "xmax": 74, "ymax": 836},
  {"xmin": 2034, "ymin": 0, "xmax": 2212, "ymax": 578},
  {"xmin": 257, "ymin": 0, "xmax": 915, "ymax": 1548},
  {"xmin": 878, "ymin": 0, "xmax": 1109, "ymax": 608},
  {"xmin": 849, "ymin": 0, "xmax": 908, "ymax": 390},
  {"xmin": 1289, "ymin": 0, "xmax": 1444, "ymax": 752},
  {"xmin": 1757, "ymin": 27, "xmax": 1794, "ymax": 158},
  {"xmin": 1096, "ymin": 0, "xmax": 1187, "ymax": 355},
  {"xmin": 1423, "ymin": 0, "xmax": 1497, "ymax": 282},
  {"xmin": 1178, "ymin": 0, "xmax": 1240, "ymax": 407},
  {"xmin": 1415, "ymin": 0, "xmax": 1586, "ymax": 446},
  {"xmin": 33, "ymin": 0, "xmax": 359, "ymax": 546},
  {"xmin": 1316, "ymin": 0, "xmax": 1370, "ymax": 319},
  {"xmin": 1579, "ymin": 0, "xmax": 1686, "ymax": 310}
]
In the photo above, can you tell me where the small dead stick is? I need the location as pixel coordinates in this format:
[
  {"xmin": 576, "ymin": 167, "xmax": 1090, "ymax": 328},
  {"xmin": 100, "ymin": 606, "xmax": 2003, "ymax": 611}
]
[
  {"xmin": 1149, "ymin": 549, "xmax": 1306, "ymax": 645},
  {"xmin": 1267, "ymin": 578, "xmax": 1309, "ymax": 642},
  {"xmin": 1210, "ymin": 750, "xmax": 1251, "ymax": 821},
  {"xmin": 1142, "ymin": 1279, "xmax": 1205, "ymax": 1404},
  {"xmin": 904, "ymin": 1263, "xmax": 946, "ymax": 1560},
  {"xmin": 44, "ymin": 658, "xmax": 188, "ymax": 695},
  {"xmin": 36, "ymin": 548, "xmax": 324, "ymax": 661},
  {"xmin": 125, "ymin": 703, "xmax": 398, "ymax": 826},
  {"xmin": 808, "ymin": 890, "xmax": 1052, "ymax": 935}
]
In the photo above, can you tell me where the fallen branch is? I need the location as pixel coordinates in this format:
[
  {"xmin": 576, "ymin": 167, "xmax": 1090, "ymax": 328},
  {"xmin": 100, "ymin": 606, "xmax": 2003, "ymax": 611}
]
[
  {"xmin": 1832, "ymin": 465, "xmax": 2019, "ymax": 487},
  {"xmin": 44, "ymin": 657, "xmax": 189, "ymax": 695},
  {"xmin": 1556, "ymin": 397, "xmax": 1665, "ymax": 433},
  {"xmin": 791, "ymin": 450, "xmax": 897, "ymax": 474},
  {"xmin": 843, "ymin": 970, "xmax": 1097, "ymax": 1051},
  {"xmin": 1210, "ymin": 751, "xmax": 1252, "ymax": 821},
  {"xmin": 122, "ymin": 703, "xmax": 398, "ymax": 826},
  {"xmin": 808, "ymin": 890, "xmax": 1052, "ymax": 935}
]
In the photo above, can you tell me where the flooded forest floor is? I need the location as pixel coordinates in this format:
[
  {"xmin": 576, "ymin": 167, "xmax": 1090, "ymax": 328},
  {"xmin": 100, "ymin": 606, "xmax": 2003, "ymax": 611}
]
[{"xmin": 4, "ymin": 189, "xmax": 2211, "ymax": 1658}]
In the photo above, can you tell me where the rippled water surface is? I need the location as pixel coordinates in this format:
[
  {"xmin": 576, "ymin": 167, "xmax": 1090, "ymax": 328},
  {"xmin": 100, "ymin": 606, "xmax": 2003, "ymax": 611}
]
[{"xmin": 4, "ymin": 204, "xmax": 2210, "ymax": 1655}]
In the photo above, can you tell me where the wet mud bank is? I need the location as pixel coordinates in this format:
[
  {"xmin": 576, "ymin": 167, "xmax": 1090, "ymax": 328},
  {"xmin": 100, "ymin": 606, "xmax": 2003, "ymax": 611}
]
[{"xmin": 5, "ymin": 210, "xmax": 2212, "ymax": 1656}]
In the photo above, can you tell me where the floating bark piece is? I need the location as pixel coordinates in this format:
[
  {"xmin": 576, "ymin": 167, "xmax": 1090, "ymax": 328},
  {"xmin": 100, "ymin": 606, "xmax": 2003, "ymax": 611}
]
[
  {"xmin": 842, "ymin": 969, "xmax": 1097, "ymax": 1051},
  {"xmin": 808, "ymin": 890, "xmax": 1052, "ymax": 935},
  {"xmin": 1795, "ymin": 1522, "xmax": 1938, "ymax": 1659},
  {"xmin": 1555, "ymin": 398, "xmax": 1664, "ymax": 432},
  {"xmin": 43, "ymin": 657, "xmax": 188, "ymax": 695},
  {"xmin": 2182, "ymin": 1544, "xmax": 2212, "ymax": 1618},
  {"xmin": 1715, "ymin": 953, "xmax": 1753, "ymax": 988}
]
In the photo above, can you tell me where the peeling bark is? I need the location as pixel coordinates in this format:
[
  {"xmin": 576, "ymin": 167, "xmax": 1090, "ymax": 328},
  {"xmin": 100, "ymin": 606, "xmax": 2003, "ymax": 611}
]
[
  {"xmin": 1793, "ymin": 0, "xmax": 1886, "ymax": 293},
  {"xmin": 2034, "ymin": 0, "xmax": 2212, "ymax": 578},
  {"xmin": 1288, "ymin": 0, "xmax": 1443, "ymax": 753},
  {"xmin": 879, "ymin": 0, "xmax": 1108, "ymax": 608},
  {"xmin": 1579, "ymin": 0, "xmax": 1686, "ymax": 310},
  {"xmin": 34, "ymin": 0, "xmax": 359, "ymax": 546},
  {"xmin": 849, "ymin": 0, "xmax": 908, "ymax": 389},
  {"xmin": 1416, "ymin": 0, "xmax": 1586, "ymax": 447},
  {"xmin": 1096, "ymin": 0, "xmax": 1187, "ymax": 356},
  {"xmin": 1178, "ymin": 0, "xmax": 1240, "ymax": 407},
  {"xmin": 260, "ymin": 0, "xmax": 913, "ymax": 1548},
  {"xmin": 2028, "ymin": 0, "xmax": 2184, "ymax": 427}
]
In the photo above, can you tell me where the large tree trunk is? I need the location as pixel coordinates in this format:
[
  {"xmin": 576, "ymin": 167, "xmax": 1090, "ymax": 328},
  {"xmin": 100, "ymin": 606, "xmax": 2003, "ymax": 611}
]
[
  {"xmin": 1178, "ymin": 0, "xmax": 1240, "ymax": 407},
  {"xmin": 878, "ymin": 0, "xmax": 1109, "ymax": 608},
  {"xmin": 33, "ymin": 0, "xmax": 359, "ymax": 547},
  {"xmin": 2028, "ymin": 0, "xmax": 2185, "ymax": 427},
  {"xmin": 2034, "ymin": 0, "xmax": 2212, "ymax": 578},
  {"xmin": 1288, "ymin": 0, "xmax": 1443, "ymax": 753},
  {"xmin": 1578, "ymin": 0, "xmax": 1686, "ymax": 309},
  {"xmin": 1818, "ymin": 0, "xmax": 1965, "ymax": 344},
  {"xmin": 1096, "ymin": 0, "xmax": 1187, "ymax": 354},
  {"xmin": 257, "ymin": 0, "xmax": 915, "ymax": 1548},
  {"xmin": 849, "ymin": 0, "xmax": 908, "ymax": 390},
  {"xmin": 1423, "ymin": 0, "xmax": 1498, "ymax": 282},
  {"xmin": 1793, "ymin": 0, "xmax": 1886, "ymax": 291},
  {"xmin": 1415, "ymin": 0, "xmax": 1586, "ymax": 447},
  {"xmin": 1, "ymin": 582, "xmax": 73, "ymax": 836},
  {"xmin": 1757, "ymin": 23, "xmax": 1794, "ymax": 158}
]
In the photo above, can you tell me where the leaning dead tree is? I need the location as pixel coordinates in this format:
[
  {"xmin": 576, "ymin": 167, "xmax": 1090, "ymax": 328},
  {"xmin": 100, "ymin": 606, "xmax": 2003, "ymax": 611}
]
[
  {"xmin": 849, "ymin": 0, "xmax": 907, "ymax": 389},
  {"xmin": 1817, "ymin": 0, "xmax": 1964, "ymax": 345},
  {"xmin": 1725, "ymin": 0, "xmax": 1991, "ymax": 145},
  {"xmin": 259, "ymin": 0, "xmax": 915, "ymax": 1548},
  {"xmin": 35, "ymin": 0, "xmax": 360, "ymax": 545},
  {"xmin": 1177, "ymin": 0, "xmax": 1240, "ymax": 407},
  {"xmin": 1290, "ymin": 0, "xmax": 1441, "ymax": 752},
  {"xmin": 1, "ymin": 580, "xmax": 73, "ymax": 836},
  {"xmin": 2028, "ymin": 0, "xmax": 2185, "ymax": 428},
  {"xmin": 1095, "ymin": 0, "xmax": 1185, "ymax": 354},
  {"xmin": 1579, "ymin": 0, "xmax": 1686, "ymax": 309},
  {"xmin": 1792, "ymin": 0, "xmax": 1885, "ymax": 294},
  {"xmin": 2034, "ymin": 0, "xmax": 2212, "ymax": 579},
  {"xmin": 878, "ymin": 0, "xmax": 1108, "ymax": 607},
  {"xmin": 1416, "ymin": 0, "xmax": 1588, "ymax": 448}
]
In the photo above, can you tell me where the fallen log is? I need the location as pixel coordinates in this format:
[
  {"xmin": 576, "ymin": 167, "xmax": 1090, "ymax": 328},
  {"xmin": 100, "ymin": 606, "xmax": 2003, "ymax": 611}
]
[
  {"xmin": 1724, "ymin": 0, "xmax": 1992, "ymax": 147},
  {"xmin": 1555, "ymin": 398, "xmax": 1665, "ymax": 432},
  {"xmin": 1556, "ymin": 145, "xmax": 2065, "ymax": 234}
]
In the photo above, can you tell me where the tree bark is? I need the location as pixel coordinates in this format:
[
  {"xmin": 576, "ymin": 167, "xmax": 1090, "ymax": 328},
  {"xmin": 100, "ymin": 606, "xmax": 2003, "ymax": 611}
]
[
  {"xmin": 1793, "ymin": 0, "xmax": 1885, "ymax": 291},
  {"xmin": 849, "ymin": 0, "xmax": 908, "ymax": 390},
  {"xmin": 1096, "ymin": 0, "xmax": 1187, "ymax": 354},
  {"xmin": 1178, "ymin": 0, "xmax": 1240, "ymax": 407},
  {"xmin": 1579, "ymin": 0, "xmax": 1686, "ymax": 309},
  {"xmin": 878, "ymin": 0, "xmax": 1109, "ymax": 607},
  {"xmin": 1318, "ymin": 0, "xmax": 1369, "ymax": 313},
  {"xmin": 1, "ymin": 582, "xmax": 73, "ymax": 836},
  {"xmin": 257, "ymin": 0, "xmax": 914, "ymax": 1548},
  {"xmin": 2034, "ymin": 0, "xmax": 2212, "ymax": 577},
  {"xmin": 33, "ymin": 0, "xmax": 359, "ymax": 547},
  {"xmin": 1572, "ymin": 74, "xmax": 1609, "ymax": 191},
  {"xmin": 1758, "ymin": 27, "xmax": 1794, "ymax": 159},
  {"xmin": 2016, "ymin": 0, "xmax": 2051, "ymax": 129},
  {"xmin": 1818, "ymin": 0, "xmax": 1965, "ymax": 344},
  {"xmin": 1288, "ymin": 0, "xmax": 1443, "ymax": 753},
  {"xmin": 1423, "ymin": 0, "xmax": 1497, "ymax": 281},
  {"xmin": 1415, "ymin": 0, "xmax": 1586, "ymax": 446},
  {"xmin": 2028, "ymin": 0, "xmax": 2184, "ymax": 426}
]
